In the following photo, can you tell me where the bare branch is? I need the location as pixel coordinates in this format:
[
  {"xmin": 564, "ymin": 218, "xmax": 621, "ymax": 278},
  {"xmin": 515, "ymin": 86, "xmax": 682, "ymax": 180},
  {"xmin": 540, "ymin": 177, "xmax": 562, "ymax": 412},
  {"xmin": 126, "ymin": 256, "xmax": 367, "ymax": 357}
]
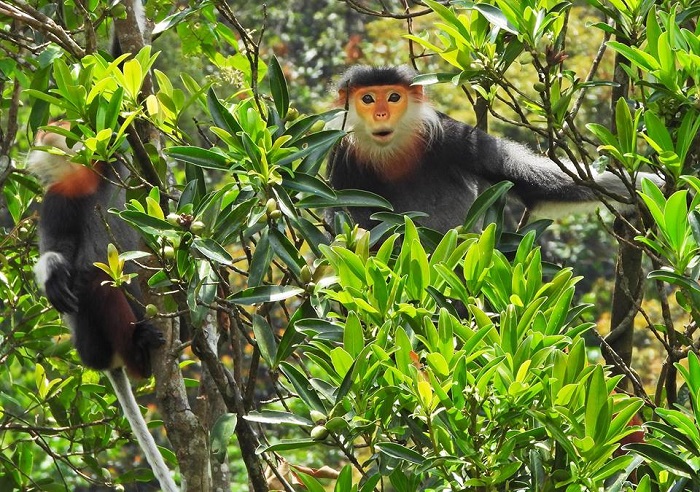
[{"xmin": 0, "ymin": 0, "xmax": 85, "ymax": 57}]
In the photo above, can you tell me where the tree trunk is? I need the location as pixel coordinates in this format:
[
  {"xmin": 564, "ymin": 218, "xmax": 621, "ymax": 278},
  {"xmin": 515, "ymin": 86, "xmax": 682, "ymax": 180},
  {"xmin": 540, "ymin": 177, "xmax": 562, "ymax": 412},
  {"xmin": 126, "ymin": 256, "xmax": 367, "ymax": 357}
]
[
  {"xmin": 115, "ymin": 2, "xmax": 212, "ymax": 488},
  {"xmin": 603, "ymin": 49, "xmax": 642, "ymax": 388}
]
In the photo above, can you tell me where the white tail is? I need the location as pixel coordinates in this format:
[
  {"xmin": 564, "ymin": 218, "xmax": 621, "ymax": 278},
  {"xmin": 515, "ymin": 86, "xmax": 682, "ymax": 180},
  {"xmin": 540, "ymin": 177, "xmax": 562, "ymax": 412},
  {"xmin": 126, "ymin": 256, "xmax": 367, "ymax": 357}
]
[{"xmin": 107, "ymin": 369, "xmax": 178, "ymax": 492}]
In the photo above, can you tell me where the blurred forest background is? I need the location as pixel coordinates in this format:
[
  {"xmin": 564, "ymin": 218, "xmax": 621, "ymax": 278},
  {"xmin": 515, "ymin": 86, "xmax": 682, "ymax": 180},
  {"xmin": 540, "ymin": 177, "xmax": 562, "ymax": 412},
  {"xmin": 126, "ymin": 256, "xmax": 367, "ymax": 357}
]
[{"xmin": 0, "ymin": 0, "xmax": 699, "ymax": 491}]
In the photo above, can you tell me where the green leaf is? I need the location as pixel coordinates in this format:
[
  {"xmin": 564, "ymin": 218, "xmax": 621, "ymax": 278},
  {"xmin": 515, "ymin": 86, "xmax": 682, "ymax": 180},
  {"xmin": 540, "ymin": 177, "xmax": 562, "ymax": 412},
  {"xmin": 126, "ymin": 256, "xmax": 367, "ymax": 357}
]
[
  {"xmin": 614, "ymin": 97, "xmax": 635, "ymax": 155},
  {"xmin": 626, "ymin": 442, "xmax": 697, "ymax": 477},
  {"xmin": 297, "ymin": 188, "xmax": 393, "ymax": 210},
  {"xmin": 192, "ymin": 237, "xmax": 233, "ymax": 266},
  {"xmin": 344, "ymin": 311, "xmax": 365, "ymax": 358},
  {"xmin": 335, "ymin": 465, "xmax": 353, "ymax": 492},
  {"xmin": 118, "ymin": 210, "xmax": 176, "ymax": 235},
  {"xmin": 283, "ymin": 109, "xmax": 343, "ymax": 142},
  {"xmin": 426, "ymin": 352, "xmax": 449, "ymax": 377},
  {"xmin": 268, "ymin": 55, "xmax": 289, "ymax": 119},
  {"xmin": 269, "ymin": 228, "xmax": 304, "ymax": 277},
  {"xmin": 256, "ymin": 438, "xmax": 317, "ymax": 453},
  {"xmin": 244, "ymin": 410, "xmax": 312, "ymax": 426},
  {"xmin": 210, "ymin": 413, "xmax": 237, "ymax": 463},
  {"xmin": 473, "ymin": 3, "xmax": 519, "ymax": 34},
  {"xmin": 645, "ymin": 8, "xmax": 661, "ymax": 59},
  {"xmin": 295, "ymin": 318, "xmax": 345, "ymax": 341},
  {"xmin": 376, "ymin": 442, "xmax": 426, "ymax": 465},
  {"xmin": 229, "ymin": 285, "xmax": 305, "ymax": 304},
  {"xmin": 102, "ymin": 86, "xmax": 123, "ymax": 132},
  {"xmin": 275, "ymin": 130, "xmax": 344, "ymax": 167},
  {"xmin": 663, "ymin": 190, "xmax": 689, "ymax": 252},
  {"xmin": 278, "ymin": 362, "xmax": 325, "ymax": 412},
  {"xmin": 656, "ymin": 407, "xmax": 700, "ymax": 446},
  {"xmin": 545, "ymin": 286, "xmax": 575, "ymax": 335},
  {"xmin": 408, "ymin": 238, "xmax": 430, "ymax": 300},
  {"xmin": 252, "ymin": 314, "xmax": 278, "ymax": 367},
  {"xmin": 394, "ymin": 327, "xmax": 412, "ymax": 376},
  {"xmin": 648, "ymin": 270, "xmax": 700, "ymax": 294},
  {"xmin": 585, "ymin": 365, "xmax": 609, "ymax": 443},
  {"xmin": 644, "ymin": 111, "xmax": 674, "ymax": 152},
  {"xmin": 607, "ymin": 41, "xmax": 660, "ymax": 71},
  {"xmin": 463, "ymin": 181, "xmax": 513, "ymax": 231},
  {"xmin": 248, "ymin": 230, "xmax": 273, "ymax": 287},
  {"xmin": 167, "ymin": 146, "xmax": 231, "ymax": 170},
  {"xmin": 607, "ymin": 398, "xmax": 644, "ymax": 443},
  {"xmin": 423, "ymin": 0, "xmax": 472, "ymax": 44},
  {"xmin": 295, "ymin": 470, "xmax": 327, "ymax": 492},
  {"xmin": 281, "ymin": 171, "xmax": 336, "ymax": 199},
  {"xmin": 207, "ymin": 87, "xmax": 243, "ymax": 135},
  {"xmin": 330, "ymin": 347, "xmax": 354, "ymax": 376},
  {"xmin": 644, "ymin": 421, "xmax": 700, "ymax": 455},
  {"xmin": 122, "ymin": 58, "xmax": 144, "ymax": 100}
]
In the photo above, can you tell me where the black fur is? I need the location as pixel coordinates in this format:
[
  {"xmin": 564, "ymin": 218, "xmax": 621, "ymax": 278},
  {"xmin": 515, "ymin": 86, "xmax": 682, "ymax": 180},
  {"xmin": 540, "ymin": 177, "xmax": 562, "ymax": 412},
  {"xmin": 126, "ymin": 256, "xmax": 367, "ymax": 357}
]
[
  {"xmin": 337, "ymin": 65, "xmax": 415, "ymax": 91},
  {"xmin": 37, "ymin": 163, "xmax": 163, "ymax": 378},
  {"xmin": 329, "ymin": 111, "xmax": 604, "ymax": 233}
]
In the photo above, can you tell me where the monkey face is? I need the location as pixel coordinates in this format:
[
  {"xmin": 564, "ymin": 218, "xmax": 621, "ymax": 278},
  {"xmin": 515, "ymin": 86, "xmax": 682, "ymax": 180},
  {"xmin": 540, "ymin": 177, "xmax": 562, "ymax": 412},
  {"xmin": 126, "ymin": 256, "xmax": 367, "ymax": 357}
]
[{"xmin": 349, "ymin": 85, "xmax": 412, "ymax": 145}]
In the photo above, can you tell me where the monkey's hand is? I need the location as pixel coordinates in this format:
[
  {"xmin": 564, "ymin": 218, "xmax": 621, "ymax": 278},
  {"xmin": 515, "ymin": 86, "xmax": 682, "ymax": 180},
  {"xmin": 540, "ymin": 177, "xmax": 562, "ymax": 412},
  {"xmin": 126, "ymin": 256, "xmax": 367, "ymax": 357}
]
[
  {"xmin": 35, "ymin": 252, "xmax": 79, "ymax": 313},
  {"xmin": 130, "ymin": 321, "xmax": 166, "ymax": 378}
]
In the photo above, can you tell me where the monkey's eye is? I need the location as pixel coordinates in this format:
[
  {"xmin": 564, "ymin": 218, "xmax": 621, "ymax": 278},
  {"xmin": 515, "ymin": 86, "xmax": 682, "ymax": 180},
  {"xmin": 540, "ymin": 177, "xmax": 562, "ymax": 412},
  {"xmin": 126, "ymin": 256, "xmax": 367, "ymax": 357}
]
[
  {"xmin": 361, "ymin": 94, "xmax": 374, "ymax": 104},
  {"xmin": 388, "ymin": 92, "xmax": 401, "ymax": 103}
]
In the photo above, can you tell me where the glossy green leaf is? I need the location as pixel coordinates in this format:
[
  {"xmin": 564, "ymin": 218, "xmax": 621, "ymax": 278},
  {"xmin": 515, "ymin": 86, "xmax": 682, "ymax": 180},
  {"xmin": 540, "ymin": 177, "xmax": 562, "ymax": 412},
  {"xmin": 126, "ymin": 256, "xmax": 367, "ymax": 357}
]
[
  {"xmin": 334, "ymin": 465, "xmax": 353, "ymax": 492},
  {"xmin": 648, "ymin": 270, "xmax": 700, "ymax": 294},
  {"xmin": 626, "ymin": 442, "xmax": 697, "ymax": 477},
  {"xmin": 252, "ymin": 314, "xmax": 278, "ymax": 367},
  {"xmin": 376, "ymin": 442, "xmax": 426, "ymax": 465},
  {"xmin": 207, "ymin": 87, "xmax": 243, "ymax": 135},
  {"xmin": 344, "ymin": 311, "xmax": 364, "ymax": 358},
  {"xmin": 275, "ymin": 130, "xmax": 344, "ymax": 167},
  {"xmin": 297, "ymin": 188, "xmax": 392, "ymax": 210},
  {"xmin": 585, "ymin": 365, "xmax": 609, "ymax": 442},
  {"xmin": 268, "ymin": 56, "xmax": 289, "ymax": 119},
  {"xmin": 229, "ymin": 285, "xmax": 305, "ymax": 304},
  {"xmin": 192, "ymin": 237, "xmax": 233, "ymax": 266},
  {"xmin": 167, "ymin": 146, "xmax": 231, "ymax": 170},
  {"xmin": 463, "ymin": 181, "xmax": 514, "ymax": 231},
  {"xmin": 244, "ymin": 410, "xmax": 312, "ymax": 426},
  {"xmin": 248, "ymin": 230, "xmax": 273, "ymax": 287},
  {"xmin": 256, "ymin": 438, "xmax": 317, "ymax": 454},
  {"xmin": 269, "ymin": 228, "xmax": 304, "ymax": 277},
  {"xmin": 119, "ymin": 210, "xmax": 176, "ymax": 235},
  {"xmin": 295, "ymin": 471, "xmax": 327, "ymax": 492},
  {"xmin": 278, "ymin": 362, "xmax": 325, "ymax": 412}
]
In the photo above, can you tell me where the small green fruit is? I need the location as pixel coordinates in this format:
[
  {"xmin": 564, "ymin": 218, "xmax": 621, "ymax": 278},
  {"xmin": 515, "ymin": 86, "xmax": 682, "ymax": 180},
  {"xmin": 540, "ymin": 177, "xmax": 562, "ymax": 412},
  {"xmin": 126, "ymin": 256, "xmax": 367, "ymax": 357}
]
[
  {"xmin": 145, "ymin": 304, "xmax": 158, "ymax": 317},
  {"xmin": 190, "ymin": 220, "xmax": 206, "ymax": 234},
  {"xmin": 310, "ymin": 425, "xmax": 329, "ymax": 440},
  {"xmin": 285, "ymin": 107, "xmax": 300, "ymax": 121},
  {"xmin": 310, "ymin": 120, "xmax": 325, "ymax": 133},
  {"xmin": 309, "ymin": 410, "xmax": 326, "ymax": 424},
  {"xmin": 162, "ymin": 245, "xmax": 175, "ymax": 260},
  {"xmin": 300, "ymin": 265, "xmax": 312, "ymax": 284},
  {"xmin": 166, "ymin": 213, "xmax": 180, "ymax": 226}
]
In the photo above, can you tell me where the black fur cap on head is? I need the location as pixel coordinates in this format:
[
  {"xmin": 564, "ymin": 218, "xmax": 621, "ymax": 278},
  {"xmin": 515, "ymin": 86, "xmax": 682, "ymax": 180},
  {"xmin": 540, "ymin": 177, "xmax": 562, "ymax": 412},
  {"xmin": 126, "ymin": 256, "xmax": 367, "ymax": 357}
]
[{"xmin": 337, "ymin": 65, "xmax": 417, "ymax": 91}]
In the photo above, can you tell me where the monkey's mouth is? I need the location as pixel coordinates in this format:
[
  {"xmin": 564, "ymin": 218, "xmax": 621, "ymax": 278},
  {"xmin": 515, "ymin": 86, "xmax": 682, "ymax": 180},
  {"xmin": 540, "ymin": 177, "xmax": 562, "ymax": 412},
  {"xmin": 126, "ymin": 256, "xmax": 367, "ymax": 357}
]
[{"xmin": 371, "ymin": 130, "xmax": 394, "ymax": 142}]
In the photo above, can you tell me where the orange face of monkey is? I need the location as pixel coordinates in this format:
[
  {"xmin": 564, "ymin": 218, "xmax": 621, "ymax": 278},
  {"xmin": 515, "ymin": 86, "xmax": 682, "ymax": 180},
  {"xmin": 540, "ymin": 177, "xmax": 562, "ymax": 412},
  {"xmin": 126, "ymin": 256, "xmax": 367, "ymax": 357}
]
[{"xmin": 341, "ymin": 84, "xmax": 423, "ymax": 146}]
